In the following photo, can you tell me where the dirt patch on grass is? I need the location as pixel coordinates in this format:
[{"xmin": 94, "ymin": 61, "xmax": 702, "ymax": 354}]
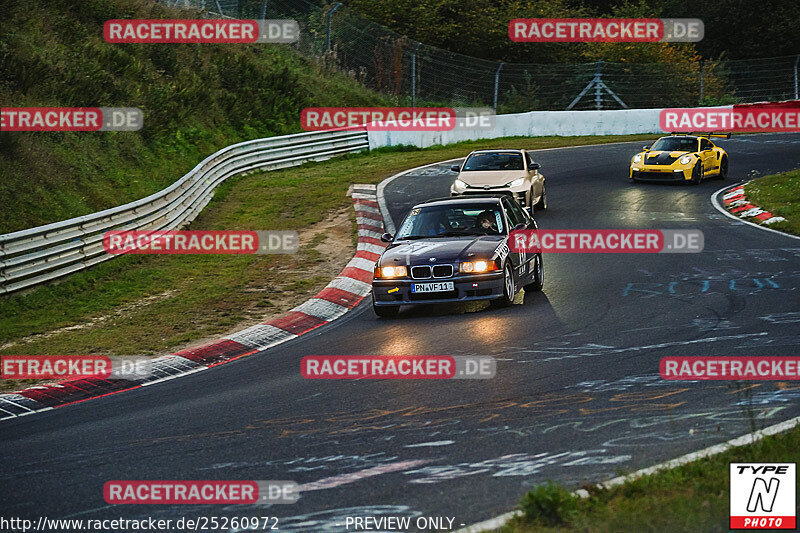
[
  {"xmin": 181, "ymin": 207, "xmax": 357, "ymax": 343},
  {"xmin": 0, "ymin": 208, "xmax": 357, "ymax": 392},
  {"xmin": 0, "ymin": 290, "xmax": 179, "ymax": 351}
]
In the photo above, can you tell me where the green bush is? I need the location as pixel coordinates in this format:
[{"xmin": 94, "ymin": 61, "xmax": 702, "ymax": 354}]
[{"xmin": 518, "ymin": 481, "xmax": 580, "ymax": 526}]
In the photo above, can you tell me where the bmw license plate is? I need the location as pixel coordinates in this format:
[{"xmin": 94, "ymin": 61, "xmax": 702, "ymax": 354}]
[{"xmin": 411, "ymin": 282, "xmax": 454, "ymax": 293}]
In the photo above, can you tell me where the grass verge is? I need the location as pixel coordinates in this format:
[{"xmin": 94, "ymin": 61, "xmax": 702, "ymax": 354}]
[
  {"xmin": 501, "ymin": 422, "xmax": 800, "ymax": 532},
  {"xmin": 0, "ymin": 134, "xmax": 657, "ymax": 389},
  {"xmin": 743, "ymin": 169, "xmax": 800, "ymax": 236},
  {"xmin": 0, "ymin": 0, "xmax": 393, "ymax": 233}
]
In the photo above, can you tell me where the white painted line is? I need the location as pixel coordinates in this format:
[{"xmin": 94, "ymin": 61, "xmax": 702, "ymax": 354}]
[
  {"xmin": 0, "ymin": 394, "xmax": 36, "ymax": 412},
  {"xmin": 598, "ymin": 415, "xmax": 800, "ymax": 492},
  {"xmin": 404, "ymin": 440, "xmax": 455, "ymax": 448},
  {"xmin": 0, "ymin": 405, "xmax": 54, "ymax": 420},
  {"xmin": 455, "ymin": 415, "xmax": 800, "ymax": 533},
  {"xmin": 711, "ymin": 182, "xmax": 800, "ymax": 242}
]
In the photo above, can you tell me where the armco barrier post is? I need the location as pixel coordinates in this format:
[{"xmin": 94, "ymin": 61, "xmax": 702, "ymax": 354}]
[
  {"xmin": 493, "ymin": 63, "xmax": 504, "ymax": 111},
  {"xmin": 794, "ymin": 55, "xmax": 799, "ymax": 100},
  {"xmin": 326, "ymin": 3, "xmax": 343, "ymax": 52},
  {"xmin": 411, "ymin": 42, "xmax": 422, "ymax": 107}
]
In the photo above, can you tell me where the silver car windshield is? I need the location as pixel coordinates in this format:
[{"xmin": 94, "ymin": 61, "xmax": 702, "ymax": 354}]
[
  {"xmin": 396, "ymin": 204, "xmax": 505, "ymax": 239},
  {"xmin": 462, "ymin": 152, "xmax": 524, "ymax": 171}
]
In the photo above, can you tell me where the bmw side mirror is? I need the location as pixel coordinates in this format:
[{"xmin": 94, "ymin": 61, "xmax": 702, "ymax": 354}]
[
  {"xmin": 513, "ymin": 223, "xmax": 526, "ymax": 231},
  {"xmin": 450, "ymin": 165, "xmax": 460, "ymax": 172},
  {"xmin": 642, "ymin": 145, "xmax": 650, "ymax": 150},
  {"xmin": 529, "ymin": 162, "xmax": 540, "ymax": 170},
  {"xmin": 380, "ymin": 233, "xmax": 394, "ymax": 243}
]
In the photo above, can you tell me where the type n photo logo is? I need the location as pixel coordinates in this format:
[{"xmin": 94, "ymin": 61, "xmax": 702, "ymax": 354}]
[{"xmin": 730, "ymin": 463, "xmax": 796, "ymax": 529}]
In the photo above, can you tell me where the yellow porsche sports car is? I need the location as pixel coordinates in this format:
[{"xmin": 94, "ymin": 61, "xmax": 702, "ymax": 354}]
[{"xmin": 629, "ymin": 133, "xmax": 729, "ymax": 184}]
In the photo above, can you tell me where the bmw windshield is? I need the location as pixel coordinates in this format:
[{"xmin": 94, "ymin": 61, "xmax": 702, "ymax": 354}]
[{"xmin": 395, "ymin": 204, "xmax": 506, "ymax": 239}]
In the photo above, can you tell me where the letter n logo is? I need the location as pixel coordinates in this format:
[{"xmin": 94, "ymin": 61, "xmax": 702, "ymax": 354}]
[{"xmin": 747, "ymin": 477, "xmax": 780, "ymax": 512}]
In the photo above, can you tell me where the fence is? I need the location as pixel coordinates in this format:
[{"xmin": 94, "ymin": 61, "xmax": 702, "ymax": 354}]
[
  {"xmin": 161, "ymin": 0, "xmax": 800, "ymax": 112},
  {"xmin": 0, "ymin": 129, "xmax": 368, "ymax": 296}
]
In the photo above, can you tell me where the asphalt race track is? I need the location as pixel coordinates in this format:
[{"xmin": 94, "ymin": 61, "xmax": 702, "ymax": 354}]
[{"xmin": 3, "ymin": 134, "xmax": 800, "ymax": 531}]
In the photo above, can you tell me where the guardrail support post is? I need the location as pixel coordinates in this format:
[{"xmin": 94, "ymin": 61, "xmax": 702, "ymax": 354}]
[
  {"xmin": 411, "ymin": 42, "xmax": 422, "ymax": 107},
  {"xmin": 326, "ymin": 3, "xmax": 343, "ymax": 52},
  {"xmin": 493, "ymin": 63, "xmax": 504, "ymax": 110},
  {"xmin": 260, "ymin": 0, "xmax": 267, "ymax": 19},
  {"xmin": 794, "ymin": 55, "xmax": 799, "ymax": 100},
  {"xmin": 594, "ymin": 61, "xmax": 603, "ymax": 110}
]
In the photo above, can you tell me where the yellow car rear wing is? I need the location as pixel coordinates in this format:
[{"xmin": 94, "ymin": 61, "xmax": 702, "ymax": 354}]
[{"xmin": 669, "ymin": 132, "xmax": 731, "ymax": 139}]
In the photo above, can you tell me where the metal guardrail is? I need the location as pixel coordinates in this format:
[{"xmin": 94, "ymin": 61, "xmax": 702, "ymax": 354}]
[{"xmin": 0, "ymin": 128, "xmax": 369, "ymax": 295}]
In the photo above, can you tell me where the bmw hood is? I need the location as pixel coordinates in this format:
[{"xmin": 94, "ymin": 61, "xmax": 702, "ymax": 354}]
[{"xmin": 380, "ymin": 236, "xmax": 507, "ymax": 266}]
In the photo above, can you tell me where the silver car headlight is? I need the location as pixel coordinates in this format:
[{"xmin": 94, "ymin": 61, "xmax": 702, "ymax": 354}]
[
  {"xmin": 454, "ymin": 178, "xmax": 467, "ymax": 189},
  {"xmin": 680, "ymin": 155, "xmax": 693, "ymax": 165},
  {"xmin": 506, "ymin": 177, "xmax": 526, "ymax": 188},
  {"xmin": 633, "ymin": 154, "xmax": 642, "ymax": 163}
]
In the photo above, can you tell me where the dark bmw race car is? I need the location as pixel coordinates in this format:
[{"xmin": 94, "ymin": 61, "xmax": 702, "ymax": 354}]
[{"xmin": 372, "ymin": 195, "xmax": 544, "ymax": 317}]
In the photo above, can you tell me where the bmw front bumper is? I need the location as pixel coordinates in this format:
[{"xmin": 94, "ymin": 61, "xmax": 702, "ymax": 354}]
[{"xmin": 372, "ymin": 272, "xmax": 505, "ymax": 306}]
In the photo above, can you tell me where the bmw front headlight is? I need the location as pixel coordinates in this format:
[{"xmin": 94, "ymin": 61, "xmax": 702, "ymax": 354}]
[
  {"xmin": 633, "ymin": 154, "xmax": 642, "ymax": 163},
  {"xmin": 454, "ymin": 178, "xmax": 467, "ymax": 189},
  {"xmin": 506, "ymin": 177, "xmax": 526, "ymax": 188},
  {"xmin": 460, "ymin": 260, "xmax": 497, "ymax": 273},
  {"xmin": 680, "ymin": 155, "xmax": 693, "ymax": 165},
  {"xmin": 379, "ymin": 265, "xmax": 407, "ymax": 278}
]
